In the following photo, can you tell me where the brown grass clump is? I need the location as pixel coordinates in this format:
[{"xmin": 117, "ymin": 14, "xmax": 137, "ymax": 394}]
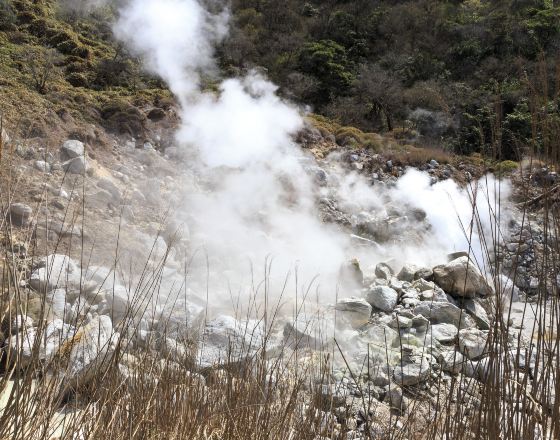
[{"xmin": 387, "ymin": 146, "xmax": 453, "ymax": 167}]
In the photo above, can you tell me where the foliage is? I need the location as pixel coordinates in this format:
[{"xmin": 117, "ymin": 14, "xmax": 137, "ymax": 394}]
[{"xmin": 297, "ymin": 40, "xmax": 354, "ymax": 106}]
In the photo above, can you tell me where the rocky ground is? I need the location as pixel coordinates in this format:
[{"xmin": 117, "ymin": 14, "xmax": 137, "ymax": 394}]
[{"xmin": 0, "ymin": 121, "xmax": 558, "ymax": 438}]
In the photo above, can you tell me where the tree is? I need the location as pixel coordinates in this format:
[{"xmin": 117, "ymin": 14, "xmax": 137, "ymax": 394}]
[
  {"xmin": 297, "ymin": 40, "xmax": 354, "ymax": 106},
  {"xmin": 22, "ymin": 47, "xmax": 63, "ymax": 94}
]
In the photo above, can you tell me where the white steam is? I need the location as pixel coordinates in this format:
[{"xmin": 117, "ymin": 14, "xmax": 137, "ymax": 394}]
[
  {"xmin": 106, "ymin": 0, "xmax": 510, "ymax": 312},
  {"xmin": 114, "ymin": 0, "xmax": 228, "ymax": 100}
]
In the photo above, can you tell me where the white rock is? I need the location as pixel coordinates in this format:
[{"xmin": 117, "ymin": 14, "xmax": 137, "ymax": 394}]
[
  {"xmin": 414, "ymin": 302, "xmax": 476, "ymax": 329},
  {"xmin": 459, "ymin": 328, "xmax": 488, "ymax": 360},
  {"xmin": 7, "ymin": 319, "xmax": 73, "ymax": 367},
  {"xmin": 430, "ymin": 323, "xmax": 459, "ymax": 343},
  {"xmin": 62, "ymin": 315, "xmax": 116, "ymax": 387},
  {"xmin": 393, "ymin": 357, "xmax": 431, "ymax": 386},
  {"xmin": 29, "ymin": 254, "xmax": 81, "ymax": 292},
  {"xmin": 61, "ymin": 140, "xmax": 84, "ymax": 159},
  {"xmin": 439, "ymin": 350, "xmax": 466, "ymax": 374},
  {"xmin": 365, "ymin": 286, "xmax": 398, "ymax": 312},
  {"xmin": 97, "ymin": 177, "xmax": 121, "ymax": 202},
  {"xmin": 34, "ymin": 160, "xmax": 51, "ymax": 173},
  {"xmin": 335, "ymin": 297, "xmax": 372, "ymax": 328},
  {"xmin": 11, "ymin": 314, "xmax": 34, "ymax": 332},
  {"xmin": 199, "ymin": 315, "xmax": 264, "ymax": 368}
]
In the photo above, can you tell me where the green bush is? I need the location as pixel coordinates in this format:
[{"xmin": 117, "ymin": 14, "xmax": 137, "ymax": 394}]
[{"xmin": 495, "ymin": 160, "xmax": 519, "ymax": 174}]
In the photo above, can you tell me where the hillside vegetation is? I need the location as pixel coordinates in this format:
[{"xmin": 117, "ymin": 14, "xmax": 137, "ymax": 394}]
[
  {"xmin": 1, "ymin": 0, "xmax": 560, "ymax": 160},
  {"xmin": 0, "ymin": 0, "xmax": 171, "ymax": 143},
  {"xmin": 223, "ymin": 0, "xmax": 560, "ymax": 159}
]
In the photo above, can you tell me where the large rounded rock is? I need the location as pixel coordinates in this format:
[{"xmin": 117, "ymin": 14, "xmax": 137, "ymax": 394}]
[
  {"xmin": 62, "ymin": 157, "xmax": 88, "ymax": 175},
  {"xmin": 433, "ymin": 256, "xmax": 491, "ymax": 298},
  {"xmin": 393, "ymin": 357, "xmax": 431, "ymax": 386},
  {"xmin": 29, "ymin": 254, "xmax": 82, "ymax": 292},
  {"xmin": 335, "ymin": 297, "xmax": 372, "ymax": 328},
  {"xmin": 430, "ymin": 322, "xmax": 459, "ymax": 343},
  {"xmin": 199, "ymin": 315, "xmax": 264, "ymax": 368},
  {"xmin": 414, "ymin": 302, "xmax": 476, "ymax": 329},
  {"xmin": 365, "ymin": 286, "xmax": 398, "ymax": 312},
  {"xmin": 61, "ymin": 140, "xmax": 85, "ymax": 159},
  {"xmin": 458, "ymin": 328, "xmax": 488, "ymax": 360},
  {"xmin": 59, "ymin": 315, "xmax": 116, "ymax": 388},
  {"xmin": 439, "ymin": 350, "xmax": 466, "ymax": 374}
]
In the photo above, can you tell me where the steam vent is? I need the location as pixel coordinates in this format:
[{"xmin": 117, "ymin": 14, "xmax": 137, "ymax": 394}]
[{"xmin": 0, "ymin": 0, "xmax": 558, "ymax": 438}]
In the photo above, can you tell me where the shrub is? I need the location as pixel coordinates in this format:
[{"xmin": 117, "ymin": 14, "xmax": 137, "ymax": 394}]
[
  {"xmin": 100, "ymin": 100, "xmax": 147, "ymax": 136},
  {"xmin": 66, "ymin": 72, "xmax": 89, "ymax": 87},
  {"xmin": 0, "ymin": 0, "xmax": 16, "ymax": 31},
  {"xmin": 335, "ymin": 126, "xmax": 365, "ymax": 147},
  {"xmin": 495, "ymin": 159, "xmax": 519, "ymax": 174}
]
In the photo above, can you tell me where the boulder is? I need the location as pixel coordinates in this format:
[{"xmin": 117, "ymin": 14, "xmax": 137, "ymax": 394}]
[
  {"xmin": 199, "ymin": 315, "xmax": 264, "ymax": 368},
  {"xmin": 374, "ymin": 263, "xmax": 393, "ymax": 280},
  {"xmin": 7, "ymin": 319, "xmax": 73, "ymax": 367},
  {"xmin": 62, "ymin": 157, "xmax": 88, "ymax": 175},
  {"xmin": 11, "ymin": 314, "xmax": 34, "ymax": 333},
  {"xmin": 414, "ymin": 267, "xmax": 433, "ymax": 281},
  {"xmin": 384, "ymin": 385, "xmax": 407, "ymax": 411},
  {"xmin": 365, "ymin": 286, "xmax": 398, "ymax": 312},
  {"xmin": 433, "ymin": 257, "xmax": 491, "ymax": 298},
  {"xmin": 1, "ymin": 127, "xmax": 10, "ymax": 146},
  {"xmin": 97, "ymin": 177, "xmax": 122, "ymax": 202},
  {"xmin": 430, "ymin": 323, "xmax": 459, "ymax": 343},
  {"xmin": 61, "ymin": 140, "xmax": 85, "ymax": 159},
  {"xmin": 9, "ymin": 203, "xmax": 32, "ymax": 227},
  {"xmin": 388, "ymin": 314, "xmax": 412, "ymax": 330},
  {"xmin": 458, "ymin": 329, "xmax": 488, "ymax": 360},
  {"xmin": 335, "ymin": 297, "xmax": 372, "ymax": 328},
  {"xmin": 414, "ymin": 302, "xmax": 476, "ymax": 329},
  {"xmin": 339, "ymin": 259, "xmax": 364, "ymax": 287},
  {"xmin": 439, "ymin": 350, "xmax": 466, "ymax": 374},
  {"xmin": 397, "ymin": 264, "xmax": 419, "ymax": 282},
  {"xmin": 59, "ymin": 315, "xmax": 116, "ymax": 388},
  {"xmin": 393, "ymin": 357, "xmax": 431, "ymax": 386},
  {"xmin": 29, "ymin": 254, "xmax": 82, "ymax": 292},
  {"xmin": 462, "ymin": 298, "xmax": 491, "ymax": 330},
  {"xmin": 498, "ymin": 274, "xmax": 521, "ymax": 303}
]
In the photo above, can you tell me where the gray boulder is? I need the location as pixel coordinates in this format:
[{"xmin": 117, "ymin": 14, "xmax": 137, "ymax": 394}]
[
  {"xmin": 62, "ymin": 315, "xmax": 116, "ymax": 388},
  {"xmin": 335, "ymin": 297, "xmax": 372, "ymax": 328},
  {"xmin": 414, "ymin": 302, "xmax": 476, "ymax": 329},
  {"xmin": 462, "ymin": 298, "xmax": 491, "ymax": 330},
  {"xmin": 34, "ymin": 160, "xmax": 51, "ymax": 173},
  {"xmin": 458, "ymin": 328, "xmax": 488, "ymax": 360},
  {"xmin": 29, "ymin": 254, "xmax": 82, "ymax": 292},
  {"xmin": 397, "ymin": 264, "xmax": 419, "ymax": 282},
  {"xmin": 365, "ymin": 286, "xmax": 398, "ymax": 312},
  {"xmin": 61, "ymin": 140, "xmax": 85, "ymax": 159},
  {"xmin": 199, "ymin": 315, "xmax": 264, "ymax": 368},
  {"xmin": 439, "ymin": 350, "xmax": 467, "ymax": 374},
  {"xmin": 62, "ymin": 157, "xmax": 88, "ymax": 175},
  {"xmin": 374, "ymin": 262, "xmax": 393, "ymax": 280},
  {"xmin": 433, "ymin": 257, "xmax": 491, "ymax": 298},
  {"xmin": 430, "ymin": 323, "xmax": 459, "ymax": 343},
  {"xmin": 393, "ymin": 357, "xmax": 431, "ymax": 386}
]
